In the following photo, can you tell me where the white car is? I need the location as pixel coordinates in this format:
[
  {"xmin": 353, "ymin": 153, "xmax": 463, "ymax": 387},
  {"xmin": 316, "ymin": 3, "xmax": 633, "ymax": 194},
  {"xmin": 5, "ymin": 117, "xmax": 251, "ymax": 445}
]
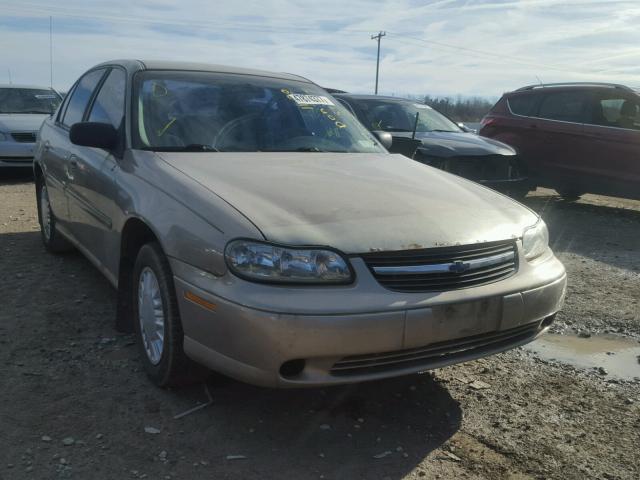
[{"xmin": 0, "ymin": 85, "xmax": 62, "ymax": 168}]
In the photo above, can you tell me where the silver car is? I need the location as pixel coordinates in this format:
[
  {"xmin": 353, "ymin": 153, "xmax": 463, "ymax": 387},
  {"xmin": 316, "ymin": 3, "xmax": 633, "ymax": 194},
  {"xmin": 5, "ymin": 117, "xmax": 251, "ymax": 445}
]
[
  {"xmin": 34, "ymin": 60, "xmax": 566, "ymax": 388},
  {"xmin": 0, "ymin": 85, "xmax": 62, "ymax": 168}
]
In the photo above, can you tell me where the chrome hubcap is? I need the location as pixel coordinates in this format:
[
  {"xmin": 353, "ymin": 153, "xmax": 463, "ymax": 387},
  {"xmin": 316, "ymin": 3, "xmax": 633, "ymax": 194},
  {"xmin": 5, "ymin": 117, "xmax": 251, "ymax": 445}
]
[
  {"xmin": 138, "ymin": 267, "xmax": 165, "ymax": 365},
  {"xmin": 40, "ymin": 185, "xmax": 52, "ymax": 240}
]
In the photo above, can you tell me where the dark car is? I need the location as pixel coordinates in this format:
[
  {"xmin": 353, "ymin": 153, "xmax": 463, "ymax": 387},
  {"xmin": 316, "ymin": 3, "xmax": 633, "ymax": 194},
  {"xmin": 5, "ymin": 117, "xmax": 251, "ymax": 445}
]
[
  {"xmin": 479, "ymin": 82, "xmax": 640, "ymax": 201},
  {"xmin": 335, "ymin": 94, "xmax": 529, "ymax": 197}
]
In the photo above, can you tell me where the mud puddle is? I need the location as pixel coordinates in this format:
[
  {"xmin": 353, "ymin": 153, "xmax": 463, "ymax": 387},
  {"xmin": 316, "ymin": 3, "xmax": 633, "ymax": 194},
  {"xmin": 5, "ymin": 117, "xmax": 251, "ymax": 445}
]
[{"xmin": 525, "ymin": 333, "xmax": 640, "ymax": 380}]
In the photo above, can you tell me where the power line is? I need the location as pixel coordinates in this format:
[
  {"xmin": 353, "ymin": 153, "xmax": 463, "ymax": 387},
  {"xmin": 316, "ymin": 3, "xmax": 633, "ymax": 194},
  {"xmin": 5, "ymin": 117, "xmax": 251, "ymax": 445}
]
[
  {"xmin": 387, "ymin": 33, "xmax": 620, "ymax": 78},
  {"xmin": 0, "ymin": 1, "xmax": 372, "ymax": 36},
  {"xmin": 2, "ymin": 0, "xmax": 637, "ymax": 80}
]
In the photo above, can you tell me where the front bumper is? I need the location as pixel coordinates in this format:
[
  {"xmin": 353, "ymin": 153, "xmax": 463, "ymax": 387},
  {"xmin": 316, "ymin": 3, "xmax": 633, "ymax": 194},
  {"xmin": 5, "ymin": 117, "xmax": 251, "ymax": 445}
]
[{"xmin": 170, "ymin": 248, "xmax": 566, "ymax": 388}]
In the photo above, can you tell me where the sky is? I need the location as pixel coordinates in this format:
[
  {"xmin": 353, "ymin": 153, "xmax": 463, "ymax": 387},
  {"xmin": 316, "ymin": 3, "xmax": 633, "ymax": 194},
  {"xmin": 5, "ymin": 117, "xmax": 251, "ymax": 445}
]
[{"xmin": 1, "ymin": 0, "xmax": 639, "ymax": 98}]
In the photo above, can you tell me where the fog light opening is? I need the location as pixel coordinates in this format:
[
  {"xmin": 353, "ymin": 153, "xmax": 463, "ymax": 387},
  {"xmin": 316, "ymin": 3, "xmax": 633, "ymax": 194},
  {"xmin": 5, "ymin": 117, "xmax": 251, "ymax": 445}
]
[
  {"xmin": 280, "ymin": 359, "xmax": 306, "ymax": 378},
  {"xmin": 541, "ymin": 314, "xmax": 556, "ymax": 328}
]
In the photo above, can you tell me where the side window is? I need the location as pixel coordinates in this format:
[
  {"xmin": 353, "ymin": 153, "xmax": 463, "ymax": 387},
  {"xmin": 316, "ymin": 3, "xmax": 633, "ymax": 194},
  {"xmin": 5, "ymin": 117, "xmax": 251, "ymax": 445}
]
[
  {"xmin": 507, "ymin": 94, "xmax": 537, "ymax": 116},
  {"xmin": 88, "ymin": 69, "xmax": 126, "ymax": 129},
  {"xmin": 56, "ymin": 84, "xmax": 76, "ymax": 122},
  {"xmin": 591, "ymin": 95, "xmax": 640, "ymax": 130},
  {"xmin": 537, "ymin": 91, "xmax": 588, "ymax": 123},
  {"xmin": 62, "ymin": 69, "xmax": 106, "ymax": 127}
]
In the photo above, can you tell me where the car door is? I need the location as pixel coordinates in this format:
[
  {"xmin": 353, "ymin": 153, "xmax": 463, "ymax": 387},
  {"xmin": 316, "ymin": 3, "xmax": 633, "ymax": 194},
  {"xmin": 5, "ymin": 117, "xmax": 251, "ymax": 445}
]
[
  {"xmin": 43, "ymin": 69, "xmax": 107, "ymax": 226},
  {"xmin": 579, "ymin": 89, "xmax": 640, "ymax": 199},
  {"xmin": 500, "ymin": 92, "xmax": 544, "ymax": 171},
  {"xmin": 66, "ymin": 67, "xmax": 126, "ymax": 272},
  {"xmin": 530, "ymin": 90, "xmax": 590, "ymax": 190}
]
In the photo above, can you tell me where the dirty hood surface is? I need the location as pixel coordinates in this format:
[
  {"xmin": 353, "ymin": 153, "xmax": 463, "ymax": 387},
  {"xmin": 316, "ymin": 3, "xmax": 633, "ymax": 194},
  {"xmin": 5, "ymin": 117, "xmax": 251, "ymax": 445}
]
[
  {"xmin": 0, "ymin": 114, "xmax": 48, "ymax": 133},
  {"xmin": 158, "ymin": 152, "xmax": 538, "ymax": 254},
  {"xmin": 392, "ymin": 130, "xmax": 515, "ymax": 158}
]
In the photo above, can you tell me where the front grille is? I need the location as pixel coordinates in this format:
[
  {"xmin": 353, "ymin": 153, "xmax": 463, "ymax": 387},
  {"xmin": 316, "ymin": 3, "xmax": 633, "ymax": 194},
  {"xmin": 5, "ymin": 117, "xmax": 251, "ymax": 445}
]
[
  {"xmin": 416, "ymin": 154, "xmax": 519, "ymax": 182},
  {"xmin": 330, "ymin": 321, "xmax": 540, "ymax": 376},
  {"xmin": 361, "ymin": 240, "xmax": 517, "ymax": 292},
  {"xmin": 11, "ymin": 132, "xmax": 37, "ymax": 143}
]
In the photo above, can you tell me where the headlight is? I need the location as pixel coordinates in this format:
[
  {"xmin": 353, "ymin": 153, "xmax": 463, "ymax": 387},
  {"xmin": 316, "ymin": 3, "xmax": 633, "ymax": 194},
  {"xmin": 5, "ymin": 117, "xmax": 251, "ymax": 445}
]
[
  {"xmin": 225, "ymin": 239, "xmax": 353, "ymax": 284},
  {"xmin": 522, "ymin": 220, "xmax": 549, "ymax": 261}
]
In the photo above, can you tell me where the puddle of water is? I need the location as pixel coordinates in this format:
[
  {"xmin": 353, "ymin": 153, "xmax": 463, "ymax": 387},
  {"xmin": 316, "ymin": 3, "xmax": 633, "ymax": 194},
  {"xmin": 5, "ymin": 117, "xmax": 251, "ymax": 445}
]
[{"xmin": 524, "ymin": 333, "xmax": 640, "ymax": 380}]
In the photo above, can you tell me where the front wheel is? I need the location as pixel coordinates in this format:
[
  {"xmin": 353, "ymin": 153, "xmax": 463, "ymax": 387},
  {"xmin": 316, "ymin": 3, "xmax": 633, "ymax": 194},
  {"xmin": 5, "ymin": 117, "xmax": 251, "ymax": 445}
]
[
  {"xmin": 133, "ymin": 242, "xmax": 203, "ymax": 387},
  {"xmin": 36, "ymin": 180, "xmax": 73, "ymax": 253}
]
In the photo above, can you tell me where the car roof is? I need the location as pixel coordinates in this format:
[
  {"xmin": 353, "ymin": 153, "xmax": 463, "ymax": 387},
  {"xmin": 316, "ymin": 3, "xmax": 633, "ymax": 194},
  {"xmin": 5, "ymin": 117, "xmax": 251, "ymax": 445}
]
[
  {"xmin": 509, "ymin": 82, "xmax": 638, "ymax": 96},
  {"xmin": 91, "ymin": 59, "xmax": 313, "ymax": 84},
  {"xmin": 0, "ymin": 84, "xmax": 57, "ymax": 90}
]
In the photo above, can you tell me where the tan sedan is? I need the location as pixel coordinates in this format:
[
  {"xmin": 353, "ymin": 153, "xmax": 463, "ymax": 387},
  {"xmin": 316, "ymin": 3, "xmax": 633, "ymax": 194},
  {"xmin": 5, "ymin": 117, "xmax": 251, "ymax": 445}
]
[{"xmin": 33, "ymin": 60, "xmax": 566, "ymax": 387}]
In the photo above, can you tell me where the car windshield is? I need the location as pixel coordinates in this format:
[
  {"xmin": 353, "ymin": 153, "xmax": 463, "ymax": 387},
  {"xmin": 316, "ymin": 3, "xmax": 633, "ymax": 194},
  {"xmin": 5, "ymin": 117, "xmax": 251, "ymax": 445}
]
[
  {"xmin": 133, "ymin": 71, "xmax": 386, "ymax": 153},
  {"xmin": 0, "ymin": 88, "xmax": 62, "ymax": 114},
  {"xmin": 354, "ymin": 99, "xmax": 461, "ymax": 133}
]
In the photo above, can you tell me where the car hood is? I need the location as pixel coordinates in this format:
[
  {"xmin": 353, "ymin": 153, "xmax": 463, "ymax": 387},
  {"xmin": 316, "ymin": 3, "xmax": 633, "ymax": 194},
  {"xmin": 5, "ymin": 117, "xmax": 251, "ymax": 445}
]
[
  {"xmin": 0, "ymin": 113, "xmax": 49, "ymax": 132},
  {"xmin": 392, "ymin": 130, "xmax": 515, "ymax": 157},
  {"xmin": 157, "ymin": 152, "xmax": 537, "ymax": 254}
]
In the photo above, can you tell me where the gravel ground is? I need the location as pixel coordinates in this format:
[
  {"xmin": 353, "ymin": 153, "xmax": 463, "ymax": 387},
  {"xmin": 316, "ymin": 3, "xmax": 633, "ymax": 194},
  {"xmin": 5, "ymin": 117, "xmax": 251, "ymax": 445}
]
[{"xmin": 0, "ymin": 171, "xmax": 638, "ymax": 480}]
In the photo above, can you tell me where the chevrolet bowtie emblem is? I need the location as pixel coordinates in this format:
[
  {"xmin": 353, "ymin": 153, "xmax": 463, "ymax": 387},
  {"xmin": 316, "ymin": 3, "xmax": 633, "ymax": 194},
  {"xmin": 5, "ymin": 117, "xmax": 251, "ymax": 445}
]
[{"xmin": 449, "ymin": 260, "xmax": 471, "ymax": 273}]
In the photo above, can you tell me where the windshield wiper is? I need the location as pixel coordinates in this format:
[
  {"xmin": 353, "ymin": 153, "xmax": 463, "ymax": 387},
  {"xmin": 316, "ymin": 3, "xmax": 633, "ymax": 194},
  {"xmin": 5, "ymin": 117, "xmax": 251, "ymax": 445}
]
[
  {"xmin": 264, "ymin": 147, "xmax": 349, "ymax": 153},
  {"xmin": 428, "ymin": 129, "xmax": 457, "ymax": 133},
  {"xmin": 293, "ymin": 147, "xmax": 324, "ymax": 152},
  {"xmin": 141, "ymin": 144, "xmax": 219, "ymax": 152}
]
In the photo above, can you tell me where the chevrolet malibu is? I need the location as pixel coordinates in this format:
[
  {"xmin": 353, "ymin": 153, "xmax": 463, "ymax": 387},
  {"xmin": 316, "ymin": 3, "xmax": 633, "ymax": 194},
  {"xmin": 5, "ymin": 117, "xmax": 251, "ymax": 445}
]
[
  {"xmin": 34, "ymin": 60, "xmax": 566, "ymax": 388},
  {"xmin": 0, "ymin": 84, "xmax": 62, "ymax": 168}
]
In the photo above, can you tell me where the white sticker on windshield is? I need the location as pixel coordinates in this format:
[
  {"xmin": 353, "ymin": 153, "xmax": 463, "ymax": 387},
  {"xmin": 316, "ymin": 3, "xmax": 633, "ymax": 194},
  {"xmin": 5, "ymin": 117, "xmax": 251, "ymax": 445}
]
[
  {"xmin": 413, "ymin": 103, "xmax": 432, "ymax": 109},
  {"xmin": 35, "ymin": 94, "xmax": 57, "ymax": 99},
  {"xmin": 289, "ymin": 94, "xmax": 335, "ymax": 106}
]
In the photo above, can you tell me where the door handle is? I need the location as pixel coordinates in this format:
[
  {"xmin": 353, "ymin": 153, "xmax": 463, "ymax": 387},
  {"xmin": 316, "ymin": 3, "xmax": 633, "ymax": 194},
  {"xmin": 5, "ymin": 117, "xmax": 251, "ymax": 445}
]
[
  {"xmin": 66, "ymin": 155, "xmax": 78, "ymax": 180},
  {"xmin": 43, "ymin": 141, "xmax": 51, "ymax": 151}
]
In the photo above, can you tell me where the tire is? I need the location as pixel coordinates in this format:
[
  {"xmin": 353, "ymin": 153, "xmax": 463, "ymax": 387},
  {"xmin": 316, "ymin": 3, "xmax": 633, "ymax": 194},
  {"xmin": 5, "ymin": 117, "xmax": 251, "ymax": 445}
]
[
  {"xmin": 132, "ymin": 242, "xmax": 204, "ymax": 387},
  {"xmin": 36, "ymin": 179, "xmax": 73, "ymax": 253},
  {"xmin": 556, "ymin": 188, "xmax": 583, "ymax": 202}
]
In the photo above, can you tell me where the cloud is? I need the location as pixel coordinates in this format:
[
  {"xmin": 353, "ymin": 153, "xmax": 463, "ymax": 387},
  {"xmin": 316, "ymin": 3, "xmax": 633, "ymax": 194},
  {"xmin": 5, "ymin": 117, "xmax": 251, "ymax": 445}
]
[{"xmin": 1, "ymin": 0, "xmax": 639, "ymax": 96}]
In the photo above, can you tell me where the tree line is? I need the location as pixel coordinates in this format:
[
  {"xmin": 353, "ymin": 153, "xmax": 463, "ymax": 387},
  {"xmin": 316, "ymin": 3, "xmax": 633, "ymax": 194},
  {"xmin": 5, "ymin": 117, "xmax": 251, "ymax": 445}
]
[{"xmin": 421, "ymin": 95, "xmax": 496, "ymax": 122}]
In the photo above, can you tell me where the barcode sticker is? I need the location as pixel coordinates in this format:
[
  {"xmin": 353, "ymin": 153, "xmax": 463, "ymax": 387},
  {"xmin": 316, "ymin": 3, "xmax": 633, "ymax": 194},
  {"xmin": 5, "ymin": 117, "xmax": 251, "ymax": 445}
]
[{"xmin": 288, "ymin": 94, "xmax": 334, "ymax": 106}]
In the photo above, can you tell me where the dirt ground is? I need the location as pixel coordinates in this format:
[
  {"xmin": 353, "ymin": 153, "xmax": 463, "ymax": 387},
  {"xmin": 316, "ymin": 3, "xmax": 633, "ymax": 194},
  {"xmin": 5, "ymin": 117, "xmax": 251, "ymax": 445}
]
[{"xmin": 1, "ymin": 170, "xmax": 638, "ymax": 480}]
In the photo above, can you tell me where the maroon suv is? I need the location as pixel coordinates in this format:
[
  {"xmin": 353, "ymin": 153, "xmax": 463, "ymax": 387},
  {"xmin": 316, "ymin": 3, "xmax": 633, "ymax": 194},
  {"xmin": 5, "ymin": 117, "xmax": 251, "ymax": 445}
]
[{"xmin": 480, "ymin": 83, "xmax": 640, "ymax": 201}]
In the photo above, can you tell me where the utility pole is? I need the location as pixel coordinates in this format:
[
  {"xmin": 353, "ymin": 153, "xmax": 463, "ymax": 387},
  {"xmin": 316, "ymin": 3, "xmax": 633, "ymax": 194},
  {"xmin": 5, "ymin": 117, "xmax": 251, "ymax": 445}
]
[
  {"xmin": 7, "ymin": 68, "xmax": 11, "ymax": 84},
  {"xmin": 49, "ymin": 16, "xmax": 53, "ymax": 88},
  {"xmin": 371, "ymin": 31, "xmax": 386, "ymax": 95}
]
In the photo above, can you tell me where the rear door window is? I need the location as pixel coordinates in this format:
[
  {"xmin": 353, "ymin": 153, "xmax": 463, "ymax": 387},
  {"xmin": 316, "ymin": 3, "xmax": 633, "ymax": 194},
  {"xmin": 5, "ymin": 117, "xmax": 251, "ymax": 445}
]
[
  {"xmin": 62, "ymin": 69, "xmax": 106, "ymax": 128},
  {"xmin": 88, "ymin": 68, "xmax": 126, "ymax": 130},
  {"xmin": 537, "ymin": 91, "xmax": 589, "ymax": 123},
  {"xmin": 589, "ymin": 92, "xmax": 640, "ymax": 130},
  {"xmin": 508, "ymin": 94, "xmax": 538, "ymax": 116}
]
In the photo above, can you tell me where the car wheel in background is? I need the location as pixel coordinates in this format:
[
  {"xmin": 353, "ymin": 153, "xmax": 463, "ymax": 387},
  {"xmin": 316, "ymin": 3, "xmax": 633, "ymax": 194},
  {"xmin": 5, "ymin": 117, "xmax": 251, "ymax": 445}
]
[
  {"xmin": 36, "ymin": 180, "xmax": 73, "ymax": 253},
  {"xmin": 133, "ymin": 242, "xmax": 205, "ymax": 387}
]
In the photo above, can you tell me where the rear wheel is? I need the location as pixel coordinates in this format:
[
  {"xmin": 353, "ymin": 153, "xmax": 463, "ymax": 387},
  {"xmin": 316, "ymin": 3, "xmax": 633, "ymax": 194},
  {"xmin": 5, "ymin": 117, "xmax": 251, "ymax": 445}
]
[
  {"xmin": 133, "ymin": 242, "xmax": 204, "ymax": 387},
  {"xmin": 36, "ymin": 180, "xmax": 73, "ymax": 253}
]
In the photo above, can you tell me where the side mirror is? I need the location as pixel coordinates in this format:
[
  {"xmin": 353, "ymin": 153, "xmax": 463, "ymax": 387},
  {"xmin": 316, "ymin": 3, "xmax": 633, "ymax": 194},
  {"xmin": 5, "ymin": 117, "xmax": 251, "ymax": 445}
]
[
  {"xmin": 372, "ymin": 130, "xmax": 393, "ymax": 149},
  {"xmin": 457, "ymin": 122, "xmax": 476, "ymax": 134},
  {"xmin": 70, "ymin": 122, "xmax": 118, "ymax": 150}
]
